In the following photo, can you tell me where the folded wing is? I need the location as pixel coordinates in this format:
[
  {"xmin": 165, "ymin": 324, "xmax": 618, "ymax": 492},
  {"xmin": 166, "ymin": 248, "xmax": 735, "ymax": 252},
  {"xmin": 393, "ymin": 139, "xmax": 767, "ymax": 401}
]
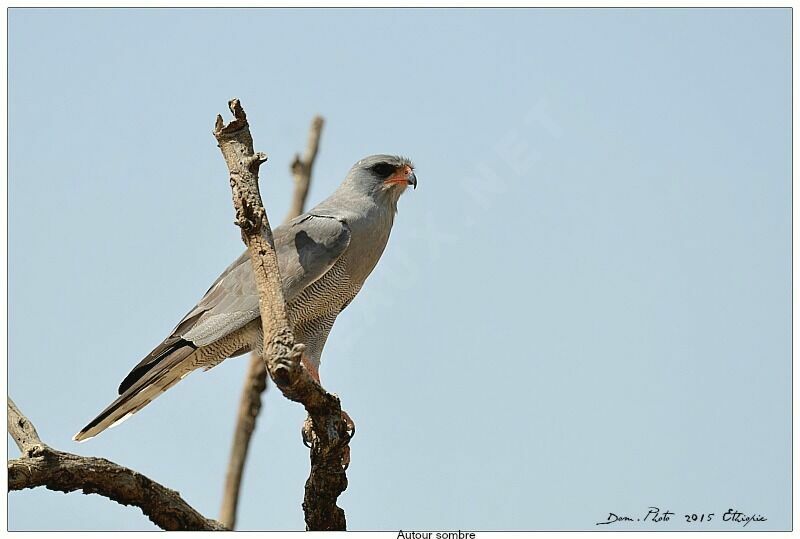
[{"xmin": 74, "ymin": 214, "xmax": 350, "ymax": 441}]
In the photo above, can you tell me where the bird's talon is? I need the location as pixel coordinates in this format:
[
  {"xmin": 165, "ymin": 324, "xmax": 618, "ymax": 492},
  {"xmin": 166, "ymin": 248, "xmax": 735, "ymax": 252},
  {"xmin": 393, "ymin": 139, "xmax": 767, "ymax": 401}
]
[
  {"xmin": 341, "ymin": 445, "xmax": 351, "ymax": 469},
  {"xmin": 302, "ymin": 416, "xmax": 314, "ymax": 447},
  {"xmin": 341, "ymin": 410, "xmax": 355, "ymax": 437}
]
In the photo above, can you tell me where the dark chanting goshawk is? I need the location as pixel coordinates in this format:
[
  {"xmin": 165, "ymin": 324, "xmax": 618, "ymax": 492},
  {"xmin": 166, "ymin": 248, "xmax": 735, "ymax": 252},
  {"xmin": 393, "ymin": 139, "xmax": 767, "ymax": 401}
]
[{"xmin": 74, "ymin": 155, "xmax": 417, "ymax": 442}]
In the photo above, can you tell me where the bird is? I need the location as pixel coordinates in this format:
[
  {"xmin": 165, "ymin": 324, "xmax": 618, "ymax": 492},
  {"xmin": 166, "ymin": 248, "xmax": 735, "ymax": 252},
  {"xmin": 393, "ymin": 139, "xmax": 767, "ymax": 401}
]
[{"xmin": 74, "ymin": 154, "xmax": 417, "ymax": 442}]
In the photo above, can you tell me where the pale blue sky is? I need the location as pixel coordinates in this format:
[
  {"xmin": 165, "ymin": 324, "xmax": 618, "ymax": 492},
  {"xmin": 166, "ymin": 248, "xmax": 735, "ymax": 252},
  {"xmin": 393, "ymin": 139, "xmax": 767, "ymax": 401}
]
[{"xmin": 8, "ymin": 8, "xmax": 791, "ymax": 531}]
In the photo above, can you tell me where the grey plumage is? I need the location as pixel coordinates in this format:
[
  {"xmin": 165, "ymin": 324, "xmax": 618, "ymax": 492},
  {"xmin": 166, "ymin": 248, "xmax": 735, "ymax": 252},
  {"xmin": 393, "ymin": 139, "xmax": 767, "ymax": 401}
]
[{"xmin": 74, "ymin": 154, "xmax": 416, "ymax": 442}]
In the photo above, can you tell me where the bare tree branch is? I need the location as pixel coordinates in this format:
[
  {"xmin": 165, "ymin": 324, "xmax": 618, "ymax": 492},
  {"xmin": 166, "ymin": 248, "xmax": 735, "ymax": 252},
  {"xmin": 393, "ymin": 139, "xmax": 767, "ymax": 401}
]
[
  {"xmin": 219, "ymin": 115, "xmax": 324, "ymax": 529},
  {"xmin": 8, "ymin": 397, "xmax": 43, "ymax": 455},
  {"xmin": 214, "ymin": 99, "xmax": 349, "ymax": 531},
  {"xmin": 7, "ymin": 399, "xmax": 226, "ymax": 531},
  {"xmin": 218, "ymin": 349, "xmax": 269, "ymax": 529},
  {"xmin": 287, "ymin": 115, "xmax": 324, "ymax": 222}
]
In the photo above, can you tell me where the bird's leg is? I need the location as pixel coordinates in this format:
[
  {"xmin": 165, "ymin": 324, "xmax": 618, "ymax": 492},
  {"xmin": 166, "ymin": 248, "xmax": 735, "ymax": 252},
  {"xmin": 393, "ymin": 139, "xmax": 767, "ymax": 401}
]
[
  {"xmin": 300, "ymin": 353, "xmax": 355, "ymax": 469},
  {"xmin": 300, "ymin": 353, "xmax": 321, "ymax": 384},
  {"xmin": 300, "ymin": 353, "xmax": 319, "ymax": 448},
  {"xmin": 300, "ymin": 354, "xmax": 355, "ymax": 434},
  {"xmin": 300, "ymin": 354, "xmax": 355, "ymax": 439}
]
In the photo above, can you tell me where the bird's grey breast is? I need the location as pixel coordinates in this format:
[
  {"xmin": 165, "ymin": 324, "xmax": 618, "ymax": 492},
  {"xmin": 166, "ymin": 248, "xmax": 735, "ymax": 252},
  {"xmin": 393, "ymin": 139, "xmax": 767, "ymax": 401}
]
[{"xmin": 286, "ymin": 202, "xmax": 394, "ymax": 326}]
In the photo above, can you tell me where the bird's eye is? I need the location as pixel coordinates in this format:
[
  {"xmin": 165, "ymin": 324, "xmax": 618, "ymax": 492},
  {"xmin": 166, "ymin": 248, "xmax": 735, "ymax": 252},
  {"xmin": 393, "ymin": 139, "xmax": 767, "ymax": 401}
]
[{"xmin": 370, "ymin": 163, "xmax": 397, "ymax": 178}]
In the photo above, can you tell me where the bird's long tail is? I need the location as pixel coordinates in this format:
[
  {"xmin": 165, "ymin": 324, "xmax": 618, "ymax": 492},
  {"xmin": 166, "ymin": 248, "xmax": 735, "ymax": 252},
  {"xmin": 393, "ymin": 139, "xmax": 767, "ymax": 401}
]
[{"xmin": 73, "ymin": 346, "xmax": 197, "ymax": 442}]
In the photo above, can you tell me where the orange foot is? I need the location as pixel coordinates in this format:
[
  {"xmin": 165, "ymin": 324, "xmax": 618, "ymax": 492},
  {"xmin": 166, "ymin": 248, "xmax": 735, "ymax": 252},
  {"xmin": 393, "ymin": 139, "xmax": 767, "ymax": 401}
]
[
  {"xmin": 301, "ymin": 409, "xmax": 355, "ymax": 448},
  {"xmin": 298, "ymin": 356, "xmax": 355, "ymax": 469},
  {"xmin": 300, "ymin": 353, "xmax": 321, "ymax": 384}
]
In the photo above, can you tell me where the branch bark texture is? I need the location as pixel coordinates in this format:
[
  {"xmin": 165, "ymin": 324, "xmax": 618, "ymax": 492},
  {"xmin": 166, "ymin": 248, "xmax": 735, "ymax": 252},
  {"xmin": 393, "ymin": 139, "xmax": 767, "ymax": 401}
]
[
  {"xmin": 220, "ymin": 115, "xmax": 324, "ymax": 529},
  {"xmin": 8, "ymin": 397, "xmax": 43, "ymax": 455},
  {"xmin": 287, "ymin": 115, "xmax": 324, "ymax": 222},
  {"xmin": 214, "ymin": 100, "xmax": 348, "ymax": 531},
  {"xmin": 7, "ymin": 399, "xmax": 225, "ymax": 531}
]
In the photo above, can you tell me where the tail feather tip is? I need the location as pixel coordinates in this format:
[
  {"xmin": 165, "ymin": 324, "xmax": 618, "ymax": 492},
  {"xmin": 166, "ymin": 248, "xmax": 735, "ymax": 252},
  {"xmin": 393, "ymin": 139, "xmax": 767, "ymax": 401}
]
[{"xmin": 72, "ymin": 431, "xmax": 93, "ymax": 443}]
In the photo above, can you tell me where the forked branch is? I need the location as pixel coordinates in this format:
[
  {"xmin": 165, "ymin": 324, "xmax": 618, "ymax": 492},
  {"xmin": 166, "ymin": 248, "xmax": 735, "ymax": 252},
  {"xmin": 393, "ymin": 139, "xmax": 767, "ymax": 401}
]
[
  {"xmin": 213, "ymin": 100, "xmax": 348, "ymax": 531},
  {"xmin": 220, "ymin": 115, "xmax": 324, "ymax": 529},
  {"xmin": 7, "ymin": 398, "xmax": 225, "ymax": 531}
]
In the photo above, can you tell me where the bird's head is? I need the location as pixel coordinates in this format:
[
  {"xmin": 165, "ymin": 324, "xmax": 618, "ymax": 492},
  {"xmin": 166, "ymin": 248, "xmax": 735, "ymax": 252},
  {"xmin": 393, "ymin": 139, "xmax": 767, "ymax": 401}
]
[{"xmin": 343, "ymin": 155, "xmax": 417, "ymax": 205}]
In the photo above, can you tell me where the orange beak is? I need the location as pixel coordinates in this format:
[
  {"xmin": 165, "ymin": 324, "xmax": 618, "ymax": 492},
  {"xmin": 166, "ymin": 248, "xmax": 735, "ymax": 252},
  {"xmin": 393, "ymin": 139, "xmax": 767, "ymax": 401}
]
[{"xmin": 383, "ymin": 165, "xmax": 417, "ymax": 189}]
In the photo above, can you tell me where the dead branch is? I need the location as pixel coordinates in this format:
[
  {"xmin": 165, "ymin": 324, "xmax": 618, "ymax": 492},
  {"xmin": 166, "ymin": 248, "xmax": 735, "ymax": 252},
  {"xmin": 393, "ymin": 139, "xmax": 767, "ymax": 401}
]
[
  {"xmin": 287, "ymin": 115, "xmax": 324, "ymax": 222},
  {"xmin": 218, "ymin": 350, "xmax": 268, "ymax": 529},
  {"xmin": 8, "ymin": 397, "xmax": 44, "ymax": 455},
  {"xmin": 220, "ymin": 115, "xmax": 324, "ymax": 529},
  {"xmin": 213, "ymin": 99, "xmax": 348, "ymax": 531},
  {"xmin": 7, "ymin": 398, "xmax": 225, "ymax": 531}
]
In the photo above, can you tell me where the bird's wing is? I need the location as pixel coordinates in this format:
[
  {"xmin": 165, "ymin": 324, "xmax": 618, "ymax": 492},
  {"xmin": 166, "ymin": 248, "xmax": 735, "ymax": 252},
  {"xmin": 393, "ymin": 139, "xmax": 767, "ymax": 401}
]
[
  {"xmin": 116, "ymin": 214, "xmax": 350, "ymax": 394},
  {"xmin": 274, "ymin": 213, "xmax": 353, "ymax": 304}
]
